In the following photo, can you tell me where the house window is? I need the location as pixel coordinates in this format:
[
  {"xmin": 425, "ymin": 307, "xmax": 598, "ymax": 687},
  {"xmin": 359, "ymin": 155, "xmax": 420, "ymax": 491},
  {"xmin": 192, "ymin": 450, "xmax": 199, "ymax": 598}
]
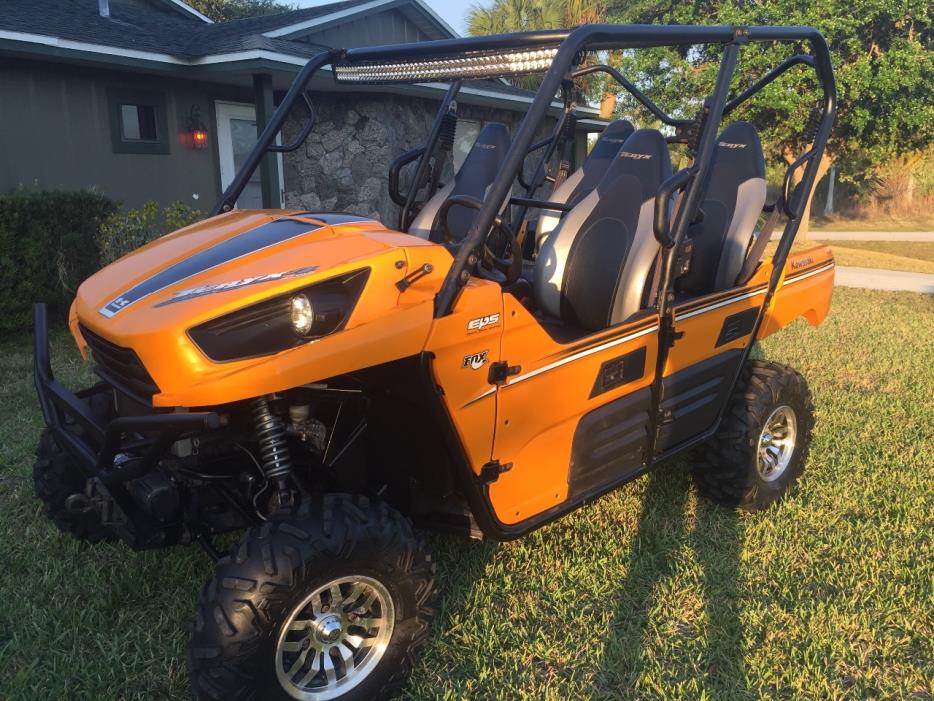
[
  {"xmin": 107, "ymin": 89, "xmax": 169, "ymax": 154},
  {"xmin": 453, "ymin": 119, "xmax": 481, "ymax": 172},
  {"xmin": 120, "ymin": 104, "xmax": 158, "ymax": 141}
]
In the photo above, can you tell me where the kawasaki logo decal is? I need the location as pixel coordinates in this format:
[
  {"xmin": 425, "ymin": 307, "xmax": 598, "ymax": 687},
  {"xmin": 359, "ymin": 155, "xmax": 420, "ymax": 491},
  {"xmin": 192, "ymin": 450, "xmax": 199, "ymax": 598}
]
[
  {"xmin": 99, "ymin": 219, "xmax": 321, "ymax": 317},
  {"xmin": 155, "ymin": 267, "xmax": 319, "ymax": 306}
]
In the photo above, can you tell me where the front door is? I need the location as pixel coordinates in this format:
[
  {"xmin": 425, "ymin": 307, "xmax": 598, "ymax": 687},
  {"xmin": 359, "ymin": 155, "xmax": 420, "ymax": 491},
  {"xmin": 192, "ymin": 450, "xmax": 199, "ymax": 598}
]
[
  {"xmin": 214, "ymin": 101, "xmax": 284, "ymax": 209},
  {"xmin": 491, "ymin": 297, "xmax": 661, "ymax": 525}
]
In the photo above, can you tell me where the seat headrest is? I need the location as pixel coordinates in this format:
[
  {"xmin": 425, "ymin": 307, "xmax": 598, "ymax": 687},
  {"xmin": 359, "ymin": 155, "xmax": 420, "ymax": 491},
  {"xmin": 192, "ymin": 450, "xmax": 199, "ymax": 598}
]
[
  {"xmin": 457, "ymin": 121, "xmax": 510, "ymax": 179},
  {"xmin": 599, "ymin": 128, "xmax": 672, "ymax": 202},
  {"xmin": 705, "ymin": 121, "xmax": 765, "ymax": 198},
  {"xmin": 588, "ymin": 119, "xmax": 636, "ymax": 161}
]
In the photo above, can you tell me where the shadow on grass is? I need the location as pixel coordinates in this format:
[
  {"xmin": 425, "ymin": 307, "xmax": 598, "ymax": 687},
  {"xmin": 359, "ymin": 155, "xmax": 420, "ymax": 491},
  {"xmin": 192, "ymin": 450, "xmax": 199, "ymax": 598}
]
[{"xmin": 596, "ymin": 466, "xmax": 747, "ymax": 699}]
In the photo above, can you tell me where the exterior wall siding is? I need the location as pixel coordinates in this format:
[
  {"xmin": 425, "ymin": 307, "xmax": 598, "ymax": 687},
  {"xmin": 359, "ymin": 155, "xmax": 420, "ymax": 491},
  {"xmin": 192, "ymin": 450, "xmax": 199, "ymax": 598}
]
[
  {"xmin": 0, "ymin": 59, "xmax": 238, "ymax": 211},
  {"xmin": 299, "ymin": 8, "xmax": 431, "ymax": 48}
]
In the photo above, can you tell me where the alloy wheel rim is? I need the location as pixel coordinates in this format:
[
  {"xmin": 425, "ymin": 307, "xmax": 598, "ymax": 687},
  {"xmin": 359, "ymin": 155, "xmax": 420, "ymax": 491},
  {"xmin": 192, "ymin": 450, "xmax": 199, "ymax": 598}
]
[
  {"xmin": 275, "ymin": 575, "xmax": 395, "ymax": 700},
  {"xmin": 756, "ymin": 405, "xmax": 797, "ymax": 482}
]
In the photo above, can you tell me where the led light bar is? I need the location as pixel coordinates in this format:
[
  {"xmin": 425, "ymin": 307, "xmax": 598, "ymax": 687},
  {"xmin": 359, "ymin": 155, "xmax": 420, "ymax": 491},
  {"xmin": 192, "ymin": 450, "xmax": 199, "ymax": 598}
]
[{"xmin": 334, "ymin": 46, "xmax": 560, "ymax": 84}]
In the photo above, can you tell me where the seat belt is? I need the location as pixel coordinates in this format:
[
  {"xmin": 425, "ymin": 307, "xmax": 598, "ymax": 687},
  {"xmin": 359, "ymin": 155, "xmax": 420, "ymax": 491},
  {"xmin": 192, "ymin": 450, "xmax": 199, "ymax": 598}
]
[{"xmin": 735, "ymin": 195, "xmax": 783, "ymax": 285}]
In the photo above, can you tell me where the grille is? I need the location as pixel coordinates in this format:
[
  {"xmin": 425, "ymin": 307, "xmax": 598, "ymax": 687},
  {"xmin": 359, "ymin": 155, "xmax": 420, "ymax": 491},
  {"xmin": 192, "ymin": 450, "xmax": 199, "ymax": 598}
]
[{"xmin": 79, "ymin": 324, "xmax": 160, "ymax": 402}]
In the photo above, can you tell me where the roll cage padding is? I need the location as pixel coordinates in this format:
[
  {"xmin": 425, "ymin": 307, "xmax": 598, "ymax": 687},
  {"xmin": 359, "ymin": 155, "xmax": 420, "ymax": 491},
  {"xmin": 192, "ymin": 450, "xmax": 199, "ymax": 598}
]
[
  {"xmin": 534, "ymin": 128, "xmax": 673, "ymax": 331},
  {"xmin": 677, "ymin": 121, "xmax": 767, "ymax": 295},
  {"xmin": 535, "ymin": 119, "xmax": 636, "ymax": 250},
  {"xmin": 408, "ymin": 122, "xmax": 511, "ymax": 243}
]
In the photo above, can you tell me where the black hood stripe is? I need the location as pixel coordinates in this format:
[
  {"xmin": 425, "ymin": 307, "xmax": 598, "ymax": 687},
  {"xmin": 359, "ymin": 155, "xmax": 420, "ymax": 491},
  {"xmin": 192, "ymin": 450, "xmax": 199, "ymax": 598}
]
[
  {"xmin": 100, "ymin": 219, "xmax": 322, "ymax": 317},
  {"xmin": 291, "ymin": 212, "xmax": 376, "ymax": 225}
]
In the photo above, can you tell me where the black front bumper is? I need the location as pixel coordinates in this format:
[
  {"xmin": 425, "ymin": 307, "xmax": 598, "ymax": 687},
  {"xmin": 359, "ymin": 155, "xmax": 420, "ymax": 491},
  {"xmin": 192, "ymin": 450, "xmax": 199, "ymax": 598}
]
[{"xmin": 33, "ymin": 303, "xmax": 219, "ymax": 491}]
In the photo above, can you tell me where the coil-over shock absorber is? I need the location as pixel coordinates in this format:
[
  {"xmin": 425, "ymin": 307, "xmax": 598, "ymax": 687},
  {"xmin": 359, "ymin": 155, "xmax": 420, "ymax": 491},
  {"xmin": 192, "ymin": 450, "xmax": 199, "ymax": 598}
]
[
  {"xmin": 438, "ymin": 110, "xmax": 457, "ymax": 153},
  {"xmin": 251, "ymin": 396, "xmax": 293, "ymax": 507},
  {"xmin": 803, "ymin": 105, "xmax": 822, "ymax": 144}
]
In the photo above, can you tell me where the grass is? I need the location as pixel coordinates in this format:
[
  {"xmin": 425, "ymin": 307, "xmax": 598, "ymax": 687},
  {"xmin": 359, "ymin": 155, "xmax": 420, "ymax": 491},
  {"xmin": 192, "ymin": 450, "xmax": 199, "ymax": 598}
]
[
  {"xmin": 811, "ymin": 214, "xmax": 934, "ymax": 232},
  {"xmin": 813, "ymin": 241, "xmax": 934, "ymax": 275},
  {"xmin": 764, "ymin": 239, "xmax": 934, "ymax": 275},
  {"xmin": 1, "ymin": 288, "xmax": 933, "ymax": 700}
]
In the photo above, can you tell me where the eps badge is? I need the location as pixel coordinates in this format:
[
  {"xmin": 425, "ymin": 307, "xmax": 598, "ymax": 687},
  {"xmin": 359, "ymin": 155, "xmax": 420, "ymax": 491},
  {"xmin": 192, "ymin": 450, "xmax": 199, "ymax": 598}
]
[
  {"xmin": 467, "ymin": 313, "xmax": 501, "ymax": 333},
  {"xmin": 462, "ymin": 350, "xmax": 489, "ymax": 370}
]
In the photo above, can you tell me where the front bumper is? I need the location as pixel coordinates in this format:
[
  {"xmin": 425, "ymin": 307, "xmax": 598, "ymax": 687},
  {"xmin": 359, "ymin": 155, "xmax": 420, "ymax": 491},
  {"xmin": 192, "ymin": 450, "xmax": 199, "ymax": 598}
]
[{"xmin": 33, "ymin": 304, "xmax": 220, "ymax": 532}]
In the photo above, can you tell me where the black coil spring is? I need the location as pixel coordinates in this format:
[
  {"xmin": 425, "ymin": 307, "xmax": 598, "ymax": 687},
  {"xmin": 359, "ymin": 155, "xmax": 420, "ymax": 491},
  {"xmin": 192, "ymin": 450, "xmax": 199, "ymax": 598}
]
[
  {"xmin": 251, "ymin": 396, "xmax": 293, "ymax": 481},
  {"xmin": 561, "ymin": 113, "xmax": 577, "ymax": 143},
  {"xmin": 803, "ymin": 107, "xmax": 822, "ymax": 143},
  {"xmin": 438, "ymin": 112, "xmax": 457, "ymax": 152}
]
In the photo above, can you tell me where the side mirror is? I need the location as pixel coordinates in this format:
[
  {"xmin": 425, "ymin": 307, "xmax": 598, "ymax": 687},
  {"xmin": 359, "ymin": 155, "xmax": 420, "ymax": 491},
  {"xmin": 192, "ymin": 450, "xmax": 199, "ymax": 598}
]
[{"xmin": 653, "ymin": 169, "xmax": 692, "ymax": 248}]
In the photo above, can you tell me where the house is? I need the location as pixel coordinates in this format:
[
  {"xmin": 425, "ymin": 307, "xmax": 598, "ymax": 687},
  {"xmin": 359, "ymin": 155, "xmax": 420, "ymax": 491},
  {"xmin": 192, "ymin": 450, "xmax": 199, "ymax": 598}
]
[{"xmin": 0, "ymin": 0, "xmax": 602, "ymax": 222}]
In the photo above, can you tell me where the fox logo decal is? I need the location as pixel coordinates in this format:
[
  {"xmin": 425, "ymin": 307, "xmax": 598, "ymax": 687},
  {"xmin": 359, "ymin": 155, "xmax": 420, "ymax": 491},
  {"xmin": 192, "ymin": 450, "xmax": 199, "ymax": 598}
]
[{"xmin": 462, "ymin": 350, "xmax": 490, "ymax": 370}]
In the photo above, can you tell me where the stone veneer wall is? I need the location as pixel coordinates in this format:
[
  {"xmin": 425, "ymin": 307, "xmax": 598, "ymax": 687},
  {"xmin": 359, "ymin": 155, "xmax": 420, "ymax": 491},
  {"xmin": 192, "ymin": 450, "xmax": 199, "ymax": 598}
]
[{"xmin": 281, "ymin": 91, "xmax": 550, "ymax": 226}]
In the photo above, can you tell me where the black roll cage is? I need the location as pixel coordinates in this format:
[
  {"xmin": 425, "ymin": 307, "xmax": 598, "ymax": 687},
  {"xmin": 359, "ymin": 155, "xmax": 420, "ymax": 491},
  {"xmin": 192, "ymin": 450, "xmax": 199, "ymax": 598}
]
[{"xmin": 211, "ymin": 23, "xmax": 836, "ymax": 327}]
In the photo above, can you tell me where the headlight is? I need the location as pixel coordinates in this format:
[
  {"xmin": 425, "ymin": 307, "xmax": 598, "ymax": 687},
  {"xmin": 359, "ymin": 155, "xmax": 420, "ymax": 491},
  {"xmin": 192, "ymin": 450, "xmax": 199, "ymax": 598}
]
[
  {"xmin": 290, "ymin": 294, "xmax": 314, "ymax": 336},
  {"xmin": 188, "ymin": 269, "xmax": 369, "ymax": 362}
]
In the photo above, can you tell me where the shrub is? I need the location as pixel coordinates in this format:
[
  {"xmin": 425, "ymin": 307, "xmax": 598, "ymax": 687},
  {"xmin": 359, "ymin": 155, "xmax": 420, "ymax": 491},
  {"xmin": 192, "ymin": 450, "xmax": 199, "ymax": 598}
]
[
  {"xmin": 0, "ymin": 190, "xmax": 118, "ymax": 333},
  {"xmin": 98, "ymin": 200, "xmax": 203, "ymax": 264}
]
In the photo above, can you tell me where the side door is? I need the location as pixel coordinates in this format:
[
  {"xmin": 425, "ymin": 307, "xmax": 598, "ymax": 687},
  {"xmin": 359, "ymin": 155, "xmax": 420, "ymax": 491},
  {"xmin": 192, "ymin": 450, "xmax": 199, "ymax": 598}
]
[
  {"xmin": 490, "ymin": 295, "xmax": 661, "ymax": 526},
  {"xmin": 655, "ymin": 277, "xmax": 769, "ymax": 453}
]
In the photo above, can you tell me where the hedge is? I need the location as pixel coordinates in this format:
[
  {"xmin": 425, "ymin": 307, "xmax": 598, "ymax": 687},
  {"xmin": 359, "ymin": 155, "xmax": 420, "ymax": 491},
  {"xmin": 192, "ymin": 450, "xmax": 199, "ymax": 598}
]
[{"xmin": 0, "ymin": 190, "xmax": 118, "ymax": 333}]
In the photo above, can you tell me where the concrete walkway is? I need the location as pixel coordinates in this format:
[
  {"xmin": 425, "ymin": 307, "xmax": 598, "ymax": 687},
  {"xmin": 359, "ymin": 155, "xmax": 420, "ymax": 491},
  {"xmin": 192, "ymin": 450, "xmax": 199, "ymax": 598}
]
[
  {"xmin": 835, "ymin": 266, "xmax": 934, "ymax": 294},
  {"xmin": 811, "ymin": 231, "xmax": 934, "ymax": 242}
]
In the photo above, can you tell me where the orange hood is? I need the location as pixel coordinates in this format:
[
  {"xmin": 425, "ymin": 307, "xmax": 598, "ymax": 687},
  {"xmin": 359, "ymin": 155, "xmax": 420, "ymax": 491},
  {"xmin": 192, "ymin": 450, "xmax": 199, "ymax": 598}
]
[{"xmin": 71, "ymin": 210, "xmax": 452, "ymax": 407}]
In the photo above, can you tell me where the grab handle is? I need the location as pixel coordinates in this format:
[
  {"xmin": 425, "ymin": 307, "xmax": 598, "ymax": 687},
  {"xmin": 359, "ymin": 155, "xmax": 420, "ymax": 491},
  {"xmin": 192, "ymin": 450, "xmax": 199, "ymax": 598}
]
[{"xmin": 653, "ymin": 169, "xmax": 692, "ymax": 248}]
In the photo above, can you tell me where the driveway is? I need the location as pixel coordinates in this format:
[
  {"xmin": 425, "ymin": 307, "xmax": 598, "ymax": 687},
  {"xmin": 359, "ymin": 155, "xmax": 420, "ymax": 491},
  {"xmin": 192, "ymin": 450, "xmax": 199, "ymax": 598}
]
[
  {"xmin": 811, "ymin": 231, "xmax": 934, "ymax": 242},
  {"xmin": 835, "ymin": 266, "xmax": 934, "ymax": 294}
]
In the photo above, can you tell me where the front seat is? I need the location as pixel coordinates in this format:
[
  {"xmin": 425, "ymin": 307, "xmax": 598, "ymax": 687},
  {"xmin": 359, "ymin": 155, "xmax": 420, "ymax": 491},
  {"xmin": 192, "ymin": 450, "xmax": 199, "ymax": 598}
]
[
  {"xmin": 536, "ymin": 119, "xmax": 635, "ymax": 250},
  {"xmin": 534, "ymin": 129, "xmax": 673, "ymax": 331},
  {"xmin": 408, "ymin": 122, "xmax": 511, "ymax": 243},
  {"xmin": 677, "ymin": 121, "xmax": 767, "ymax": 296}
]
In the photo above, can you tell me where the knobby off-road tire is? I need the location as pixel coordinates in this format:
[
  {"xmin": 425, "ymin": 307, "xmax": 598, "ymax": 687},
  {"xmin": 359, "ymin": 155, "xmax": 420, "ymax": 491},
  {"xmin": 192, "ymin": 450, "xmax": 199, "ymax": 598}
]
[
  {"xmin": 693, "ymin": 360, "xmax": 814, "ymax": 511},
  {"xmin": 188, "ymin": 493, "xmax": 437, "ymax": 701}
]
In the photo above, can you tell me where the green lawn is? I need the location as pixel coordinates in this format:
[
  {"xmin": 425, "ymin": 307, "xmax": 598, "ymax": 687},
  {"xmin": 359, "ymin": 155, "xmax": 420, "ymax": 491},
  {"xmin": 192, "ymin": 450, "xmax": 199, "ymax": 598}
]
[
  {"xmin": 812, "ymin": 214, "xmax": 934, "ymax": 232},
  {"xmin": 1, "ymin": 288, "xmax": 932, "ymax": 700},
  {"xmin": 814, "ymin": 240, "xmax": 934, "ymax": 275}
]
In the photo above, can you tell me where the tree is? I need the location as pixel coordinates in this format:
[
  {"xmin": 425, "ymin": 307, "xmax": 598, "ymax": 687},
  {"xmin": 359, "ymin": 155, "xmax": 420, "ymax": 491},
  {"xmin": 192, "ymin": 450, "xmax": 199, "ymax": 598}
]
[
  {"xmin": 605, "ymin": 0, "xmax": 933, "ymax": 234},
  {"xmin": 467, "ymin": 0, "xmax": 610, "ymax": 110},
  {"xmin": 187, "ymin": 0, "xmax": 294, "ymax": 22}
]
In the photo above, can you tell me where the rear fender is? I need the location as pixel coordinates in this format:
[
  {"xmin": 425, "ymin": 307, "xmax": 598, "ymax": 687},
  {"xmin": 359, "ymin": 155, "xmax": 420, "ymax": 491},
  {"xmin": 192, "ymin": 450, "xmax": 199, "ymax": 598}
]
[{"xmin": 758, "ymin": 246, "xmax": 835, "ymax": 340}]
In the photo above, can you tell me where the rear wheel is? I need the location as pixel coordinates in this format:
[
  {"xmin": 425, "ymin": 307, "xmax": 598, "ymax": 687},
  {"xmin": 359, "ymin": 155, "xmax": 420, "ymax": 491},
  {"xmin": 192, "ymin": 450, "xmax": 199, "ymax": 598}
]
[
  {"xmin": 188, "ymin": 494, "xmax": 437, "ymax": 701},
  {"xmin": 693, "ymin": 360, "xmax": 814, "ymax": 511}
]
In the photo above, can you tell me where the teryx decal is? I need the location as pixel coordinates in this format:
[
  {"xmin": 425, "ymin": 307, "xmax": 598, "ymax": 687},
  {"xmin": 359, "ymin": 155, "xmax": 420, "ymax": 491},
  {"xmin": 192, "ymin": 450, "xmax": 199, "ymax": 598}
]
[
  {"xmin": 99, "ymin": 219, "xmax": 321, "ymax": 317},
  {"xmin": 155, "ymin": 266, "xmax": 319, "ymax": 306},
  {"xmin": 462, "ymin": 350, "xmax": 489, "ymax": 370},
  {"xmin": 467, "ymin": 313, "xmax": 500, "ymax": 333}
]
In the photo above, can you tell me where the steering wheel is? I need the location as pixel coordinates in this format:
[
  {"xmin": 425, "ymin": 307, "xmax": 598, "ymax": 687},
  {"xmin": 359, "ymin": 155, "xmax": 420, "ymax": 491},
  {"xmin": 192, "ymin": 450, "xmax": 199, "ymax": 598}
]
[{"xmin": 437, "ymin": 195, "xmax": 522, "ymax": 285}]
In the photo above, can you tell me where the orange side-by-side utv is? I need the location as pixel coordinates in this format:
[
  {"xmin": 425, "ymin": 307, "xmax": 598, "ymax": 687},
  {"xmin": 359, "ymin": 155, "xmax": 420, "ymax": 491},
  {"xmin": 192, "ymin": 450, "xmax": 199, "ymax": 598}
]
[{"xmin": 33, "ymin": 24, "xmax": 836, "ymax": 701}]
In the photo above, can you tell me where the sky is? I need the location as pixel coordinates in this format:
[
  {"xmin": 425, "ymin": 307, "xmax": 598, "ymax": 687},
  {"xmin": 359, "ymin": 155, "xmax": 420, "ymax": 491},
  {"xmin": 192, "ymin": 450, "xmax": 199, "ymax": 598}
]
[{"xmin": 293, "ymin": 0, "xmax": 476, "ymax": 36}]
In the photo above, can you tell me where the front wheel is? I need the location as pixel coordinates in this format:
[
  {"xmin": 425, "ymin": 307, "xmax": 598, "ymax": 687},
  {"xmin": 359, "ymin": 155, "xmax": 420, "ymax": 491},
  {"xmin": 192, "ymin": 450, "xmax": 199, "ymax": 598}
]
[
  {"xmin": 33, "ymin": 429, "xmax": 116, "ymax": 544},
  {"xmin": 693, "ymin": 360, "xmax": 814, "ymax": 511},
  {"xmin": 188, "ymin": 494, "xmax": 437, "ymax": 701}
]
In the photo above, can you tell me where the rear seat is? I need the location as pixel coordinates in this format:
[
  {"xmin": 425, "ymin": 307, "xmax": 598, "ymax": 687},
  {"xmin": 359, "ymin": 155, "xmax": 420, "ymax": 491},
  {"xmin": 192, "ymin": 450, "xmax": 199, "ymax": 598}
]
[
  {"xmin": 535, "ymin": 119, "xmax": 635, "ymax": 251},
  {"xmin": 677, "ymin": 121, "xmax": 768, "ymax": 296}
]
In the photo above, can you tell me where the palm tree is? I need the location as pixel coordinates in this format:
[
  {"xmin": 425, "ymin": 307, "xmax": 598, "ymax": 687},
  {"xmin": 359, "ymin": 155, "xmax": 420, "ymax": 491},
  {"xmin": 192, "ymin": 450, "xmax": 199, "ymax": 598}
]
[{"xmin": 466, "ymin": 0, "xmax": 616, "ymax": 117}]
